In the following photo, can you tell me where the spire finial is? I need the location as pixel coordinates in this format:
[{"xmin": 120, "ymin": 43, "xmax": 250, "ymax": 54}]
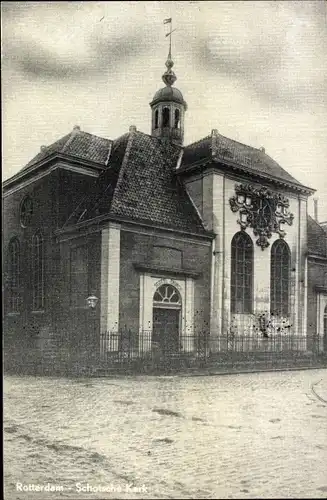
[{"xmin": 162, "ymin": 18, "xmax": 177, "ymax": 86}]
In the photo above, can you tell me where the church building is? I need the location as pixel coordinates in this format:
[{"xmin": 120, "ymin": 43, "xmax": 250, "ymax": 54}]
[{"xmin": 3, "ymin": 41, "xmax": 327, "ymax": 372}]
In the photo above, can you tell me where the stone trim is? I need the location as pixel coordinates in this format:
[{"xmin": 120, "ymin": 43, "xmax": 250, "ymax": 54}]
[
  {"xmin": 3, "ymin": 161, "xmax": 100, "ymax": 198},
  {"xmin": 178, "ymin": 158, "xmax": 315, "ymax": 195},
  {"xmin": 317, "ymin": 293, "xmax": 327, "ymax": 345},
  {"xmin": 138, "ymin": 274, "xmax": 195, "ymax": 352},
  {"xmin": 133, "ymin": 263, "xmax": 200, "ymax": 279},
  {"xmin": 100, "ymin": 223, "xmax": 121, "ymax": 357}
]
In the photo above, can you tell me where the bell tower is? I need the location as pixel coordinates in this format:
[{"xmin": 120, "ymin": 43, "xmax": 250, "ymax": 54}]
[{"xmin": 150, "ymin": 19, "xmax": 187, "ymax": 145}]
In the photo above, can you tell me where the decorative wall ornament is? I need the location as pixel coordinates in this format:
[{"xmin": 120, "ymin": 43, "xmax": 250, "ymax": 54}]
[{"xmin": 229, "ymin": 183, "xmax": 294, "ymax": 250}]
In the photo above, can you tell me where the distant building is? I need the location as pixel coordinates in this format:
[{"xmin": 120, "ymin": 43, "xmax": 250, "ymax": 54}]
[{"xmin": 3, "ymin": 45, "xmax": 327, "ymax": 372}]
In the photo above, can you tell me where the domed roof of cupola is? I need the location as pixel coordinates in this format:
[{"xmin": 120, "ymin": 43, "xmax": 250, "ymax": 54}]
[{"xmin": 150, "ymin": 86, "xmax": 187, "ymax": 108}]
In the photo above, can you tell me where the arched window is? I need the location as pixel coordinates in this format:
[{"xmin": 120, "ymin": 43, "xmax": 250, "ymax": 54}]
[
  {"xmin": 153, "ymin": 284, "xmax": 181, "ymax": 308},
  {"xmin": 32, "ymin": 232, "xmax": 44, "ymax": 310},
  {"xmin": 174, "ymin": 109, "xmax": 180, "ymax": 129},
  {"xmin": 154, "ymin": 109, "xmax": 159, "ymax": 129},
  {"xmin": 162, "ymin": 107, "xmax": 170, "ymax": 128},
  {"xmin": 270, "ymin": 239, "xmax": 290, "ymax": 316},
  {"xmin": 8, "ymin": 238, "xmax": 20, "ymax": 312},
  {"xmin": 231, "ymin": 232, "xmax": 253, "ymax": 313},
  {"xmin": 20, "ymin": 195, "xmax": 33, "ymax": 227}
]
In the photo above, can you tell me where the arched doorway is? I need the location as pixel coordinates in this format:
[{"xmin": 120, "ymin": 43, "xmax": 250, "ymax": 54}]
[
  {"xmin": 324, "ymin": 305, "xmax": 327, "ymax": 352},
  {"xmin": 152, "ymin": 284, "xmax": 181, "ymax": 354}
]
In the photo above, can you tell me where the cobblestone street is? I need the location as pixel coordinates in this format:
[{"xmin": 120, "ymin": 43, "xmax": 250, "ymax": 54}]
[{"xmin": 4, "ymin": 369, "xmax": 327, "ymax": 499}]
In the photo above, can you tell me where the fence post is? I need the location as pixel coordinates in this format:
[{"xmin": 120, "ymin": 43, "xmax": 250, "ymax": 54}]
[{"xmin": 139, "ymin": 329, "xmax": 151, "ymax": 355}]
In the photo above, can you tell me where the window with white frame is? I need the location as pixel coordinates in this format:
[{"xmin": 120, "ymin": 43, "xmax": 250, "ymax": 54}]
[
  {"xmin": 230, "ymin": 231, "xmax": 253, "ymax": 314},
  {"xmin": 270, "ymin": 239, "xmax": 290, "ymax": 316}
]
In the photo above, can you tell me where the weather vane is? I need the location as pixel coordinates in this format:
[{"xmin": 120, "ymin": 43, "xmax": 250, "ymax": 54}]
[
  {"xmin": 162, "ymin": 18, "xmax": 178, "ymax": 86},
  {"xmin": 163, "ymin": 18, "xmax": 177, "ymax": 60}
]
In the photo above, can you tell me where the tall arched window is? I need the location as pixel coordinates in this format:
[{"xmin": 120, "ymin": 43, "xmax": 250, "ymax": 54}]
[
  {"xmin": 174, "ymin": 109, "xmax": 180, "ymax": 129},
  {"xmin": 231, "ymin": 232, "xmax": 253, "ymax": 313},
  {"xmin": 32, "ymin": 232, "xmax": 44, "ymax": 310},
  {"xmin": 8, "ymin": 238, "xmax": 20, "ymax": 312},
  {"xmin": 270, "ymin": 239, "xmax": 290, "ymax": 316},
  {"xmin": 162, "ymin": 107, "xmax": 170, "ymax": 127},
  {"xmin": 154, "ymin": 109, "xmax": 159, "ymax": 129}
]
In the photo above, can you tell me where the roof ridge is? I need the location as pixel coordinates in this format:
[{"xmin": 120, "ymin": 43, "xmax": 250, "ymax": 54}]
[
  {"xmin": 110, "ymin": 132, "xmax": 135, "ymax": 211},
  {"xmin": 186, "ymin": 133, "xmax": 262, "ymax": 152},
  {"xmin": 185, "ymin": 135, "xmax": 211, "ymax": 148},
  {"xmin": 180, "ymin": 178, "xmax": 207, "ymax": 231},
  {"xmin": 112, "ymin": 132, "xmax": 130, "ymax": 146},
  {"xmin": 78, "ymin": 130, "xmax": 112, "ymax": 143},
  {"xmin": 217, "ymin": 133, "xmax": 261, "ymax": 152},
  {"xmin": 61, "ymin": 131, "xmax": 76, "ymax": 153}
]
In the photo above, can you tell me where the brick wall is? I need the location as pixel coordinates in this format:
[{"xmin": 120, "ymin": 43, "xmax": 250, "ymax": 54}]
[
  {"xmin": 58, "ymin": 232, "xmax": 101, "ymax": 348},
  {"xmin": 3, "ymin": 166, "xmax": 98, "ymax": 372},
  {"xmin": 3, "ymin": 173, "xmax": 56, "ymax": 362},
  {"xmin": 119, "ymin": 229, "xmax": 211, "ymax": 333}
]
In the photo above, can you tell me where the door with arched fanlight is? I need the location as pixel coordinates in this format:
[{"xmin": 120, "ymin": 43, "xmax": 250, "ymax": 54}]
[{"xmin": 152, "ymin": 284, "xmax": 181, "ymax": 354}]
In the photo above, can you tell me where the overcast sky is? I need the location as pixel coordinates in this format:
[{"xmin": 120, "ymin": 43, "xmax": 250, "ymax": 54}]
[{"xmin": 2, "ymin": 1, "xmax": 327, "ymax": 220}]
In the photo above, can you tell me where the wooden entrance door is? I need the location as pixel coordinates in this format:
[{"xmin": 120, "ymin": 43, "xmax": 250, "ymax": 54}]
[{"xmin": 152, "ymin": 308, "xmax": 180, "ymax": 354}]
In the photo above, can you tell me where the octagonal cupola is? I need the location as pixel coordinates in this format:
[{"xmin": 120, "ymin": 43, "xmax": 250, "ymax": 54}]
[{"xmin": 150, "ymin": 26, "xmax": 187, "ymax": 146}]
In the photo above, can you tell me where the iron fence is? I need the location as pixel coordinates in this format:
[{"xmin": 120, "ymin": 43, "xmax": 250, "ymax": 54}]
[
  {"xmin": 99, "ymin": 330, "xmax": 325, "ymax": 364},
  {"xmin": 4, "ymin": 329, "xmax": 325, "ymax": 376}
]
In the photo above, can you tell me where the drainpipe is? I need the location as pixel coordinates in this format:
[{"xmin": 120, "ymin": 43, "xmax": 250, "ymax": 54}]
[
  {"xmin": 222, "ymin": 176, "xmax": 226, "ymax": 336},
  {"xmin": 304, "ymin": 253, "xmax": 308, "ymax": 347},
  {"xmin": 210, "ymin": 237, "xmax": 216, "ymax": 337},
  {"xmin": 295, "ymin": 195, "xmax": 301, "ymax": 336}
]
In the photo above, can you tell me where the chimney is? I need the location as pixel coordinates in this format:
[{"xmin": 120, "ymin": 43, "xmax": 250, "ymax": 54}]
[
  {"xmin": 129, "ymin": 125, "xmax": 137, "ymax": 133},
  {"xmin": 40, "ymin": 145, "xmax": 47, "ymax": 152},
  {"xmin": 313, "ymin": 198, "xmax": 319, "ymax": 222},
  {"xmin": 259, "ymin": 146, "xmax": 265, "ymax": 153}
]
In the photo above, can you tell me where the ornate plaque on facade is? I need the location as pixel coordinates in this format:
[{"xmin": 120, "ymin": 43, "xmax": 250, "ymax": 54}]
[{"xmin": 229, "ymin": 183, "xmax": 294, "ymax": 250}]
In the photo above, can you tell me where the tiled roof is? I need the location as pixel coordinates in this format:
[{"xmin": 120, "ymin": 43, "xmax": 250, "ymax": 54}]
[
  {"xmin": 307, "ymin": 215, "xmax": 327, "ymax": 257},
  {"xmin": 181, "ymin": 133, "xmax": 311, "ymax": 190},
  {"xmin": 67, "ymin": 131, "xmax": 208, "ymax": 235},
  {"xmin": 109, "ymin": 132, "xmax": 207, "ymax": 234},
  {"xmin": 21, "ymin": 129, "xmax": 112, "ymax": 171},
  {"xmin": 320, "ymin": 221, "xmax": 327, "ymax": 234},
  {"xmin": 64, "ymin": 133, "xmax": 128, "ymax": 225},
  {"xmin": 181, "ymin": 136, "xmax": 212, "ymax": 166}
]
